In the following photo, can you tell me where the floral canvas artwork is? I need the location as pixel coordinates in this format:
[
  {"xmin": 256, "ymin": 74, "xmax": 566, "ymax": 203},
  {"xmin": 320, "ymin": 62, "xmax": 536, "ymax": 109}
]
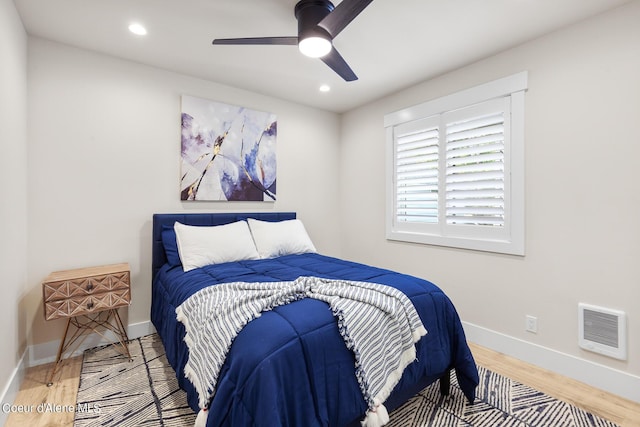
[{"xmin": 180, "ymin": 96, "xmax": 277, "ymax": 201}]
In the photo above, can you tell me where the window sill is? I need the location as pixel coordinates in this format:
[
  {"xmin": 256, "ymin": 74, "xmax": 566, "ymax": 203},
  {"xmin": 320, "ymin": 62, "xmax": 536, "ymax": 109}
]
[{"xmin": 386, "ymin": 229, "xmax": 525, "ymax": 256}]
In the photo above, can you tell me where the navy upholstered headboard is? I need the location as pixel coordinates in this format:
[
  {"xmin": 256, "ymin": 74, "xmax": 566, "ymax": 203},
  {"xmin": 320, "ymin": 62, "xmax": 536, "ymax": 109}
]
[{"xmin": 151, "ymin": 212, "xmax": 296, "ymax": 282}]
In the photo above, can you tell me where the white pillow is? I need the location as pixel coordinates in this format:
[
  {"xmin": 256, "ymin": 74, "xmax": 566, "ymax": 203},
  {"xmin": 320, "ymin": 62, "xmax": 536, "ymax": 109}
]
[
  {"xmin": 174, "ymin": 221, "xmax": 259, "ymax": 272},
  {"xmin": 247, "ymin": 218, "xmax": 317, "ymax": 259}
]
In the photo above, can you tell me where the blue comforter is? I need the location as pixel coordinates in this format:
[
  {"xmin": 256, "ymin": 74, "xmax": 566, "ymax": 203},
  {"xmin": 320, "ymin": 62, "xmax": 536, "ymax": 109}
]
[{"xmin": 151, "ymin": 253, "xmax": 478, "ymax": 427}]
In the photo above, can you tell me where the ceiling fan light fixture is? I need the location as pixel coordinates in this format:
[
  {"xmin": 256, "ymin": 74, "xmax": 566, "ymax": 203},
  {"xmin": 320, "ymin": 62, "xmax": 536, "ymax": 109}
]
[{"xmin": 298, "ymin": 36, "xmax": 332, "ymax": 58}]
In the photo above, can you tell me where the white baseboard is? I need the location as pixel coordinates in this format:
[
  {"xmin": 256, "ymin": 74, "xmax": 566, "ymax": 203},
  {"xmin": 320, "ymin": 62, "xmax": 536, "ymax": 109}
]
[
  {"xmin": 127, "ymin": 320, "xmax": 157, "ymax": 341},
  {"xmin": 463, "ymin": 321, "xmax": 640, "ymax": 403},
  {"xmin": 0, "ymin": 348, "xmax": 28, "ymax": 426},
  {"xmin": 28, "ymin": 320, "xmax": 156, "ymax": 367}
]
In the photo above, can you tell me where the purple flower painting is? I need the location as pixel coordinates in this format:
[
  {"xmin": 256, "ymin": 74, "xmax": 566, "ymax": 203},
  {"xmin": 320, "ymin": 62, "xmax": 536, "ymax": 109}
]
[{"xmin": 180, "ymin": 96, "xmax": 277, "ymax": 201}]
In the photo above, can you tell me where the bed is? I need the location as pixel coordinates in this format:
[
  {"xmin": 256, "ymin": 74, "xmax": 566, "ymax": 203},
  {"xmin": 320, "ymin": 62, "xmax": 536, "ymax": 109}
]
[{"xmin": 151, "ymin": 212, "xmax": 478, "ymax": 427}]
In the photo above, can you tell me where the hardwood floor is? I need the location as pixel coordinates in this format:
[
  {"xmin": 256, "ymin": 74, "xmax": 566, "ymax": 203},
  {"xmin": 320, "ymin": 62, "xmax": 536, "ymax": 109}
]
[
  {"xmin": 5, "ymin": 356, "xmax": 82, "ymax": 427},
  {"xmin": 468, "ymin": 343, "xmax": 640, "ymax": 427},
  {"xmin": 5, "ymin": 344, "xmax": 640, "ymax": 426}
]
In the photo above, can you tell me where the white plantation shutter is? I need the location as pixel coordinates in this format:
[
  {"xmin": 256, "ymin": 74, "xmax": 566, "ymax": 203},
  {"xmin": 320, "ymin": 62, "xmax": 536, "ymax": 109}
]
[
  {"xmin": 444, "ymin": 99, "xmax": 508, "ymax": 228},
  {"xmin": 385, "ymin": 71, "xmax": 526, "ymax": 255},
  {"xmin": 395, "ymin": 118, "xmax": 439, "ymax": 224}
]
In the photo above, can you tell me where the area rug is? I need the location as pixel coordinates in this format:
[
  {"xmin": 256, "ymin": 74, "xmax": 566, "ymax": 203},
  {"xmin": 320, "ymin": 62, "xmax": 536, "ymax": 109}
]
[
  {"xmin": 74, "ymin": 334, "xmax": 619, "ymax": 427},
  {"xmin": 74, "ymin": 334, "xmax": 195, "ymax": 426}
]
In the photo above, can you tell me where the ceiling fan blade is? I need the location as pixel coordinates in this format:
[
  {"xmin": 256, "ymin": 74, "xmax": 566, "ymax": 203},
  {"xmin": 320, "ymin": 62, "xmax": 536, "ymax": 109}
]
[
  {"xmin": 320, "ymin": 47, "xmax": 358, "ymax": 81},
  {"xmin": 212, "ymin": 36, "xmax": 298, "ymax": 46},
  {"xmin": 318, "ymin": 0, "xmax": 373, "ymax": 38}
]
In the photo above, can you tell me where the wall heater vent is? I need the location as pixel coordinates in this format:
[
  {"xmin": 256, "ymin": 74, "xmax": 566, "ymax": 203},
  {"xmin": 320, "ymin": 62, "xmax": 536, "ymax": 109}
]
[{"xmin": 578, "ymin": 303, "xmax": 626, "ymax": 360}]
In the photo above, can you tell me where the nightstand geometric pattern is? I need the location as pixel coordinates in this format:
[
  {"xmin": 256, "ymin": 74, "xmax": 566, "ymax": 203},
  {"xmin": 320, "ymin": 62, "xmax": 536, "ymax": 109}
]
[{"xmin": 43, "ymin": 269, "xmax": 130, "ymax": 320}]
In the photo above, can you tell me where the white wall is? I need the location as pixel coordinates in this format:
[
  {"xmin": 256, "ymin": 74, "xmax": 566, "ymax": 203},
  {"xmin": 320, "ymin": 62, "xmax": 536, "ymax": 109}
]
[
  {"xmin": 340, "ymin": 1, "xmax": 640, "ymax": 394},
  {"xmin": 0, "ymin": 0, "xmax": 28, "ymax": 413},
  {"xmin": 26, "ymin": 38, "xmax": 342, "ymax": 349}
]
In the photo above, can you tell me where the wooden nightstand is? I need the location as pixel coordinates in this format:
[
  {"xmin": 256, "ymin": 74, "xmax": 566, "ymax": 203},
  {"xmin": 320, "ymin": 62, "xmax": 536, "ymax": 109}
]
[{"xmin": 42, "ymin": 263, "xmax": 132, "ymax": 386}]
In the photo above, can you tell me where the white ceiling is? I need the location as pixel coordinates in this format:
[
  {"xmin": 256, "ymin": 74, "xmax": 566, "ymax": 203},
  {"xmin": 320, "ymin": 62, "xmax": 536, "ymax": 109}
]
[{"xmin": 15, "ymin": 0, "xmax": 632, "ymax": 113}]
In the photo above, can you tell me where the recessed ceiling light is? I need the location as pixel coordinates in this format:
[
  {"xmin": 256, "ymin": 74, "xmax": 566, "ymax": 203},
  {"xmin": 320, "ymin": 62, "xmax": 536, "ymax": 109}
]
[
  {"xmin": 319, "ymin": 84, "xmax": 331, "ymax": 93},
  {"xmin": 128, "ymin": 23, "xmax": 147, "ymax": 36}
]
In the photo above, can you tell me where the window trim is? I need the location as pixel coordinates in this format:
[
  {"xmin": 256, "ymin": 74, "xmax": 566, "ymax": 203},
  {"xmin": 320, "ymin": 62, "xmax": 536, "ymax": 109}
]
[{"xmin": 385, "ymin": 72, "xmax": 527, "ymax": 256}]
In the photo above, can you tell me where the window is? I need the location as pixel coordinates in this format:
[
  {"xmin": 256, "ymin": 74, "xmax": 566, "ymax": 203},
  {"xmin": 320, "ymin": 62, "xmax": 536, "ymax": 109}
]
[{"xmin": 385, "ymin": 72, "xmax": 527, "ymax": 255}]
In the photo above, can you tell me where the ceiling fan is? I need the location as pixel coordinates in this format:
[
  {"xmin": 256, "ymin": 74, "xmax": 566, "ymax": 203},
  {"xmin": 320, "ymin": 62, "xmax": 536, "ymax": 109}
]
[{"xmin": 212, "ymin": 0, "xmax": 374, "ymax": 82}]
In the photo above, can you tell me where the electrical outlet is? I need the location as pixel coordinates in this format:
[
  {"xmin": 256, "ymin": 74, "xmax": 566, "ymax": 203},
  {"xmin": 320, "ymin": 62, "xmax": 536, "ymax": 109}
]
[{"xmin": 526, "ymin": 315, "xmax": 538, "ymax": 333}]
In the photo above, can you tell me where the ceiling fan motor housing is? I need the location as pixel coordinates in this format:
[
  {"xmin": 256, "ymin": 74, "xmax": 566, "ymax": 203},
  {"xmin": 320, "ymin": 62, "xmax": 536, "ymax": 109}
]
[{"xmin": 295, "ymin": 0, "xmax": 335, "ymax": 42}]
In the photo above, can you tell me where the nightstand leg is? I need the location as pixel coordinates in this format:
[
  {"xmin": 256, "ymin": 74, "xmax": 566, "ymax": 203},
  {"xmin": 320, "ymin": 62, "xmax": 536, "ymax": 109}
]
[
  {"xmin": 47, "ymin": 317, "xmax": 72, "ymax": 387},
  {"xmin": 112, "ymin": 309, "xmax": 132, "ymax": 361}
]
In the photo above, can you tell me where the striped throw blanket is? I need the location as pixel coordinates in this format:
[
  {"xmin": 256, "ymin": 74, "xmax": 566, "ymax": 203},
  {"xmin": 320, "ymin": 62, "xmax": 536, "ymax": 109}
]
[{"xmin": 176, "ymin": 276, "xmax": 427, "ymax": 427}]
